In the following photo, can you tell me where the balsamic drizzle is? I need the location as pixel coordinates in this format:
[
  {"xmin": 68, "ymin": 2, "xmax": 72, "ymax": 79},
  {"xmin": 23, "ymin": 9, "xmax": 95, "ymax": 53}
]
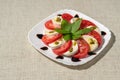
[
  {"xmin": 57, "ymin": 14, "xmax": 62, "ymax": 16},
  {"xmin": 74, "ymin": 14, "xmax": 79, "ymax": 18},
  {"xmin": 36, "ymin": 34, "xmax": 43, "ymax": 39},
  {"xmin": 40, "ymin": 46, "xmax": 48, "ymax": 50},
  {"xmin": 101, "ymin": 31, "xmax": 106, "ymax": 36},
  {"xmin": 56, "ymin": 56, "xmax": 64, "ymax": 59},
  {"xmin": 88, "ymin": 52, "xmax": 96, "ymax": 55},
  {"xmin": 71, "ymin": 57, "xmax": 81, "ymax": 62}
]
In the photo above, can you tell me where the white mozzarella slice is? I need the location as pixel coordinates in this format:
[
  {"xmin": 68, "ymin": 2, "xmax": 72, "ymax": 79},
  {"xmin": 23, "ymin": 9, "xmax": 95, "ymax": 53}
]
[
  {"xmin": 82, "ymin": 35, "xmax": 98, "ymax": 52},
  {"xmin": 48, "ymin": 38, "xmax": 65, "ymax": 49},
  {"xmin": 70, "ymin": 18, "xmax": 79, "ymax": 23},
  {"xmin": 44, "ymin": 28, "xmax": 58, "ymax": 36},
  {"xmin": 63, "ymin": 40, "xmax": 78, "ymax": 56},
  {"xmin": 87, "ymin": 26, "xmax": 101, "ymax": 34},
  {"xmin": 52, "ymin": 16, "xmax": 63, "ymax": 25}
]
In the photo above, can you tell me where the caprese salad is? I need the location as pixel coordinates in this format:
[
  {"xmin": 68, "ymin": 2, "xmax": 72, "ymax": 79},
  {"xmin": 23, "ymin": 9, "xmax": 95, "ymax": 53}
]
[{"xmin": 37, "ymin": 13, "xmax": 106, "ymax": 62}]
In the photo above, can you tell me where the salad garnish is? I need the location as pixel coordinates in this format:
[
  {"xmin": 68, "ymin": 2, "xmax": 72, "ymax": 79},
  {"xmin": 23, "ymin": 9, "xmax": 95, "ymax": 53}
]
[{"xmin": 55, "ymin": 19, "xmax": 96, "ymax": 41}]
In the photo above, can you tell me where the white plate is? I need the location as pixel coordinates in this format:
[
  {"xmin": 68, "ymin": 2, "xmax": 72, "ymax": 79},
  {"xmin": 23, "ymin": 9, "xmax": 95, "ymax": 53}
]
[{"xmin": 28, "ymin": 9, "xmax": 111, "ymax": 66}]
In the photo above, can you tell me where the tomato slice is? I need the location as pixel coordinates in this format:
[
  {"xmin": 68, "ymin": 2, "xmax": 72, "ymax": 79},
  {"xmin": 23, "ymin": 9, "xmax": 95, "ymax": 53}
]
[
  {"xmin": 73, "ymin": 39, "xmax": 90, "ymax": 59},
  {"xmin": 88, "ymin": 31, "xmax": 103, "ymax": 46},
  {"xmin": 42, "ymin": 34, "xmax": 62, "ymax": 45},
  {"xmin": 80, "ymin": 20, "xmax": 96, "ymax": 29},
  {"xmin": 45, "ymin": 20, "xmax": 60, "ymax": 30},
  {"xmin": 62, "ymin": 13, "xmax": 73, "ymax": 22},
  {"xmin": 53, "ymin": 40, "xmax": 72, "ymax": 55}
]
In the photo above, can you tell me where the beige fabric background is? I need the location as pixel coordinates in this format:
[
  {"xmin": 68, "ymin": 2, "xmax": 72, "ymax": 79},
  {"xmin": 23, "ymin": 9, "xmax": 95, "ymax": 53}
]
[{"xmin": 0, "ymin": 0, "xmax": 120, "ymax": 80}]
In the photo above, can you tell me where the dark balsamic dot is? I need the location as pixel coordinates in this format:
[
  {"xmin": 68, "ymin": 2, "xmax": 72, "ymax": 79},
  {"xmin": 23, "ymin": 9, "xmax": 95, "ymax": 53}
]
[
  {"xmin": 56, "ymin": 56, "xmax": 64, "ymax": 59},
  {"xmin": 57, "ymin": 14, "xmax": 62, "ymax": 16},
  {"xmin": 71, "ymin": 57, "xmax": 81, "ymax": 62},
  {"xmin": 74, "ymin": 14, "xmax": 79, "ymax": 18},
  {"xmin": 36, "ymin": 34, "xmax": 43, "ymax": 39},
  {"xmin": 101, "ymin": 31, "xmax": 106, "ymax": 36},
  {"xmin": 88, "ymin": 52, "xmax": 96, "ymax": 55},
  {"xmin": 40, "ymin": 47, "xmax": 48, "ymax": 50}
]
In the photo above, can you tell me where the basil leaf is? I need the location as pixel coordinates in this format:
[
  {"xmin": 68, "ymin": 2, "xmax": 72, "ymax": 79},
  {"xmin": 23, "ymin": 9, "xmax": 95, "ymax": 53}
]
[
  {"xmin": 64, "ymin": 24, "xmax": 72, "ymax": 32},
  {"xmin": 71, "ymin": 18, "xmax": 82, "ymax": 33},
  {"xmin": 72, "ymin": 35, "xmax": 81, "ymax": 40},
  {"xmin": 63, "ymin": 34, "xmax": 72, "ymax": 41},
  {"xmin": 73, "ymin": 27, "xmax": 95, "ymax": 36},
  {"xmin": 72, "ymin": 30, "xmax": 83, "ymax": 35},
  {"xmin": 55, "ymin": 28, "xmax": 70, "ymax": 34},
  {"xmin": 54, "ymin": 29, "xmax": 62, "ymax": 33},
  {"xmin": 61, "ymin": 20, "xmax": 69, "ymax": 29},
  {"xmin": 61, "ymin": 20, "xmax": 72, "ymax": 32}
]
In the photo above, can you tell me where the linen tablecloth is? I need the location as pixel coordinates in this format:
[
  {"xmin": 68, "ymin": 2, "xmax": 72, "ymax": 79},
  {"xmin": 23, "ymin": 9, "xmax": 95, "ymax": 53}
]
[{"xmin": 0, "ymin": 0, "xmax": 120, "ymax": 80}]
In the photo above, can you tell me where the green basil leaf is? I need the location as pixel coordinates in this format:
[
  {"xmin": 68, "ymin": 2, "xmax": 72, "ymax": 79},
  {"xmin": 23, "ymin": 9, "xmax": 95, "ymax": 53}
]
[
  {"xmin": 54, "ymin": 28, "xmax": 62, "ymax": 33},
  {"xmin": 63, "ymin": 24, "xmax": 72, "ymax": 32},
  {"xmin": 71, "ymin": 18, "xmax": 82, "ymax": 33},
  {"xmin": 72, "ymin": 30, "xmax": 83, "ymax": 35},
  {"xmin": 72, "ymin": 35, "xmax": 81, "ymax": 40},
  {"xmin": 73, "ymin": 27, "xmax": 95, "ymax": 36},
  {"xmin": 63, "ymin": 34, "xmax": 72, "ymax": 41},
  {"xmin": 61, "ymin": 20, "xmax": 69, "ymax": 29},
  {"xmin": 61, "ymin": 20, "xmax": 72, "ymax": 32},
  {"xmin": 55, "ymin": 28, "xmax": 70, "ymax": 34}
]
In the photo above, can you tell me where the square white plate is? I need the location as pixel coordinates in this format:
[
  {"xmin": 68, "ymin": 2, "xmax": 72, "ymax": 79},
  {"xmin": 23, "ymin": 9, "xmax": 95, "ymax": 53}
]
[{"xmin": 28, "ymin": 9, "xmax": 111, "ymax": 66}]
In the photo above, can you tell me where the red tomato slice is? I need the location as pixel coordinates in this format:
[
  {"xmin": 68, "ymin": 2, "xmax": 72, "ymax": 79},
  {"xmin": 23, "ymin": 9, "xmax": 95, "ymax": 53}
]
[
  {"xmin": 45, "ymin": 20, "xmax": 60, "ymax": 30},
  {"xmin": 62, "ymin": 13, "xmax": 73, "ymax": 22},
  {"xmin": 88, "ymin": 31, "xmax": 103, "ymax": 46},
  {"xmin": 42, "ymin": 34, "xmax": 62, "ymax": 45},
  {"xmin": 73, "ymin": 39, "xmax": 90, "ymax": 59},
  {"xmin": 80, "ymin": 20, "xmax": 96, "ymax": 29},
  {"xmin": 53, "ymin": 40, "xmax": 72, "ymax": 55}
]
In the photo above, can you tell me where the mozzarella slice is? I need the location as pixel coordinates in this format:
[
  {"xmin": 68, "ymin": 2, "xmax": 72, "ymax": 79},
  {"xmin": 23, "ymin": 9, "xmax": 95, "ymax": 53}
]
[
  {"xmin": 82, "ymin": 35, "xmax": 98, "ymax": 52},
  {"xmin": 48, "ymin": 38, "xmax": 65, "ymax": 49},
  {"xmin": 63, "ymin": 40, "xmax": 78, "ymax": 56},
  {"xmin": 70, "ymin": 17, "xmax": 79, "ymax": 23},
  {"xmin": 44, "ymin": 28, "xmax": 58, "ymax": 36},
  {"xmin": 87, "ymin": 26, "xmax": 101, "ymax": 34},
  {"xmin": 52, "ymin": 16, "xmax": 63, "ymax": 25}
]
